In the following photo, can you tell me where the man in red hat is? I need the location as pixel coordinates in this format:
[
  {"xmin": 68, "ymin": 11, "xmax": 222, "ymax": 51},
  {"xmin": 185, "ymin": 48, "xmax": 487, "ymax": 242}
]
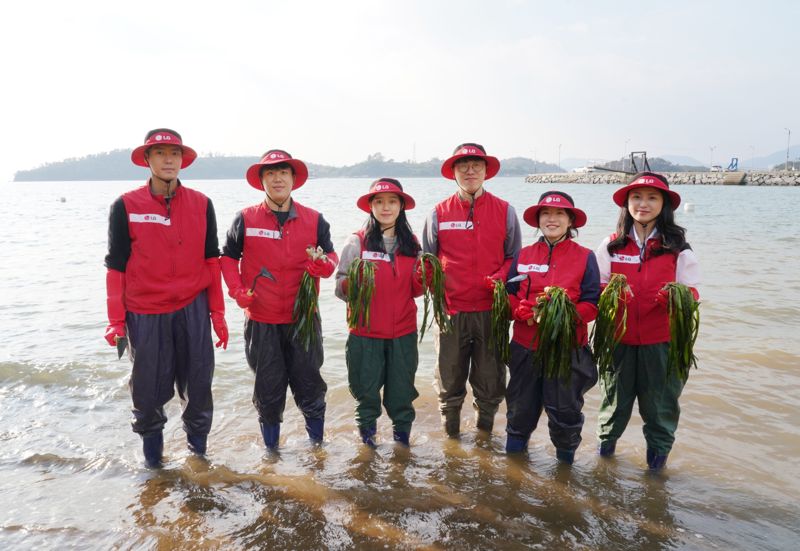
[
  {"xmin": 422, "ymin": 143, "xmax": 521, "ymax": 437},
  {"xmin": 220, "ymin": 149, "xmax": 338, "ymax": 450},
  {"xmin": 104, "ymin": 128, "xmax": 228, "ymax": 468}
]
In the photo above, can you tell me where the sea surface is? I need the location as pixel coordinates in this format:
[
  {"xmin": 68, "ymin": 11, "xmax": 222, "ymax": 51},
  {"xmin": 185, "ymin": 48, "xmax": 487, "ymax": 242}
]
[{"xmin": 1, "ymin": 177, "xmax": 798, "ymax": 550}]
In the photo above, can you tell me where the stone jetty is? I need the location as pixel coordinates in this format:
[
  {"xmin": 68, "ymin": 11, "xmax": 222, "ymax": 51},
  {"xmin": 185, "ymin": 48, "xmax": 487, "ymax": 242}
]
[{"xmin": 524, "ymin": 171, "xmax": 800, "ymax": 186}]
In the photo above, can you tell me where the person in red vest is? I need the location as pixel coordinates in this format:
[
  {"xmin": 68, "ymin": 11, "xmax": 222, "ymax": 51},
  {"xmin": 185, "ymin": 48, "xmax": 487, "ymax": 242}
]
[
  {"xmin": 220, "ymin": 150, "xmax": 338, "ymax": 450},
  {"xmin": 504, "ymin": 191, "xmax": 600, "ymax": 464},
  {"xmin": 334, "ymin": 178, "xmax": 424, "ymax": 447},
  {"xmin": 595, "ymin": 172, "xmax": 701, "ymax": 470},
  {"xmin": 422, "ymin": 143, "xmax": 522, "ymax": 437},
  {"xmin": 104, "ymin": 128, "xmax": 228, "ymax": 468}
]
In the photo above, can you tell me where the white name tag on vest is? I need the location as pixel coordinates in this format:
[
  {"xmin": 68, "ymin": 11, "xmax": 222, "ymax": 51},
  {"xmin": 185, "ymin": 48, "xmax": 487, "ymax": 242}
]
[
  {"xmin": 610, "ymin": 253, "xmax": 640, "ymax": 264},
  {"xmin": 518, "ymin": 263, "xmax": 549, "ymax": 274},
  {"xmin": 362, "ymin": 251, "xmax": 391, "ymax": 262},
  {"xmin": 439, "ymin": 221, "xmax": 473, "ymax": 231},
  {"xmin": 246, "ymin": 228, "xmax": 281, "ymax": 239},
  {"xmin": 129, "ymin": 213, "xmax": 170, "ymax": 226}
]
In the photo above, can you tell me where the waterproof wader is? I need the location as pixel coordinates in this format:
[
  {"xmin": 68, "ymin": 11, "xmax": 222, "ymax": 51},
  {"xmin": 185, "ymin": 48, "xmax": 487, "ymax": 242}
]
[
  {"xmin": 505, "ymin": 342, "xmax": 597, "ymax": 451},
  {"xmin": 126, "ymin": 292, "xmax": 214, "ymax": 437},
  {"xmin": 244, "ymin": 318, "xmax": 327, "ymax": 425},
  {"xmin": 433, "ymin": 310, "xmax": 507, "ymax": 432},
  {"xmin": 596, "ymin": 342, "xmax": 685, "ymax": 456},
  {"xmin": 346, "ymin": 332, "xmax": 419, "ymax": 433}
]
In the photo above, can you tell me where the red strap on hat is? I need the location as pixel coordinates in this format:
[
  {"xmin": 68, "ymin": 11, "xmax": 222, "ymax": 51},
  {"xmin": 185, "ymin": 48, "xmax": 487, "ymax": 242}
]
[{"xmin": 144, "ymin": 132, "xmax": 183, "ymax": 147}]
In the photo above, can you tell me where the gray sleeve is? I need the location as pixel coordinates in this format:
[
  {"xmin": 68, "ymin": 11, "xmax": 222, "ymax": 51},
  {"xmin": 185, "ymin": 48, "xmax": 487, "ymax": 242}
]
[
  {"xmin": 422, "ymin": 208, "xmax": 438, "ymax": 254},
  {"xmin": 334, "ymin": 234, "xmax": 362, "ymax": 301},
  {"xmin": 505, "ymin": 205, "xmax": 522, "ymax": 259}
]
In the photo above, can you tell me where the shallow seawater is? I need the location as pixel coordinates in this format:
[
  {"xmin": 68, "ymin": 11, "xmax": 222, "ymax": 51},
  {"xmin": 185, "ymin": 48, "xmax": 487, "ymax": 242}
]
[{"xmin": 1, "ymin": 178, "xmax": 798, "ymax": 549}]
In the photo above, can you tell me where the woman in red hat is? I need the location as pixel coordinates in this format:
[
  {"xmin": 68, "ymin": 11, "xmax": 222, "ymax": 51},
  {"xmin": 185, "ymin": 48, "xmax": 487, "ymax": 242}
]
[
  {"xmin": 220, "ymin": 149, "xmax": 338, "ymax": 451},
  {"xmin": 334, "ymin": 178, "xmax": 424, "ymax": 447},
  {"xmin": 504, "ymin": 191, "xmax": 600, "ymax": 464},
  {"xmin": 595, "ymin": 172, "xmax": 701, "ymax": 470},
  {"xmin": 104, "ymin": 128, "xmax": 228, "ymax": 468}
]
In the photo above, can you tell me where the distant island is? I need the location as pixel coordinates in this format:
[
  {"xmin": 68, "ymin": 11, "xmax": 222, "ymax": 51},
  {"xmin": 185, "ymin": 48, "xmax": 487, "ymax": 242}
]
[
  {"xmin": 12, "ymin": 150, "xmax": 717, "ymax": 182},
  {"xmin": 13, "ymin": 151, "xmax": 566, "ymax": 181}
]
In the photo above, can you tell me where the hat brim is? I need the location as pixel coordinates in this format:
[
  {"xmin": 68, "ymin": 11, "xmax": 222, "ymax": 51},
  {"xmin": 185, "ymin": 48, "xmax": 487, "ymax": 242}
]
[
  {"xmin": 131, "ymin": 144, "xmax": 197, "ymax": 169},
  {"xmin": 523, "ymin": 205, "xmax": 587, "ymax": 229},
  {"xmin": 246, "ymin": 158, "xmax": 309, "ymax": 191},
  {"xmin": 612, "ymin": 183, "xmax": 681, "ymax": 209},
  {"xmin": 441, "ymin": 153, "xmax": 500, "ymax": 180},
  {"xmin": 356, "ymin": 191, "xmax": 416, "ymax": 213}
]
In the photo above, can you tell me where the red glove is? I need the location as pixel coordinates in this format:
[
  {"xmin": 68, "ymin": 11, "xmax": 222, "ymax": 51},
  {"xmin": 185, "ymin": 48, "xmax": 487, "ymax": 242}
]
[
  {"xmin": 104, "ymin": 269, "xmax": 126, "ymax": 347},
  {"xmin": 655, "ymin": 288, "xmax": 669, "ymax": 307},
  {"xmin": 210, "ymin": 312, "xmax": 228, "ymax": 349},
  {"xmin": 220, "ymin": 255, "xmax": 254, "ymax": 309},
  {"xmin": 690, "ymin": 287, "xmax": 700, "ymax": 301},
  {"xmin": 306, "ymin": 257, "xmax": 334, "ymax": 278},
  {"xmin": 230, "ymin": 287, "xmax": 255, "ymax": 309},
  {"xmin": 415, "ymin": 259, "xmax": 434, "ymax": 288},
  {"xmin": 484, "ymin": 275, "xmax": 500, "ymax": 289},
  {"xmin": 512, "ymin": 299, "xmax": 536, "ymax": 322}
]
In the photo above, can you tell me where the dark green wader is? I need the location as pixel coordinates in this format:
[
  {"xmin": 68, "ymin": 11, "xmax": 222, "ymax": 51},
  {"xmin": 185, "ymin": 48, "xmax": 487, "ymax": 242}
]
[
  {"xmin": 345, "ymin": 332, "xmax": 419, "ymax": 433},
  {"xmin": 597, "ymin": 342, "xmax": 686, "ymax": 456}
]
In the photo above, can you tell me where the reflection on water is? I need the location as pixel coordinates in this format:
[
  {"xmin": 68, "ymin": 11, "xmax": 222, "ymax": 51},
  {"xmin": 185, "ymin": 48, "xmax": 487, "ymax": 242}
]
[{"xmin": 1, "ymin": 180, "xmax": 799, "ymax": 549}]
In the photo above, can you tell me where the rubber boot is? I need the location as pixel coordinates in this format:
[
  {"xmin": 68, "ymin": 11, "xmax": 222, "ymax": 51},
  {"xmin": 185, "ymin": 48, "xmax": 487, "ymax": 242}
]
[
  {"xmin": 260, "ymin": 423, "xmax": 280, "ymax": 450},
  {"xmin": 359, "ymin": 425, "xmax": 377, "ymax": 448},
  {"xmin": 647, "ymin": 448, "xmax": 668, "ymax": 470},
  {"xmin": 392, "ymin": 429, "xmax": 410, "ymax": 447},
  {"xmin": 556, "ymin": 448, "xmax": 575, "ymax": 465},
  {"xmin": 142, "ymin": 431, "xmax": 163, "ymax": 468},
  {"xmin": 442, "ymin": 411, "xmax": 460, "ymax": 438},
  {"xmin": 476, "ymin": 411, "xmax": 494, "ymax": 433},
  {"xmin": 598, "ymin": 440, "xmax": 617, "ymax": 457},
  {"xmin": 505, "ymin": 435, "xmax": 528, "ymax": 453},
  {"xmin": 305, "ymin": 417, "xmax": 324, "ymax": 444},
  {"xmin": 187, "ymin": 433, "xmax": 207, "ymax": 455}
]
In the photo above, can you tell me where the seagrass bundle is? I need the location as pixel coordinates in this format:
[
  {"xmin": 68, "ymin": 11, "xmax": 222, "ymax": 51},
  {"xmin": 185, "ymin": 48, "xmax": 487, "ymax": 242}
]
[
  {"xmin": 292, "ymin": 246, "xmax": 326, "ymax": 351},
  {"xmin": 491, "ymin": 279, "xmax": 511, "ymax": 364},
  {"xmin": 346, "ymin": 258, "xmax": 376, "ymax": 330},
  {"xmin": 591, "ymin": 273, "xmax": 629, "ymax": 374},
  {"xmin": 418, "ymin": 253, "xmax": 451, "ymax": 341},
  {"xmin": 664, "ymin": 282, "xmax": 700, "ymax": 381},
  {"xmin": 533, "ymin": 286, "xmax": 578, "ymax": 381}
]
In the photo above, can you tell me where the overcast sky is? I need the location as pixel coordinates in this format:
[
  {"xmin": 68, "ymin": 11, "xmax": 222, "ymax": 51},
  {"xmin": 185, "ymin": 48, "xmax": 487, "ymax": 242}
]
[{"xmin": 1, "ymin": 0, "xmax": 797, "ymax": 181}]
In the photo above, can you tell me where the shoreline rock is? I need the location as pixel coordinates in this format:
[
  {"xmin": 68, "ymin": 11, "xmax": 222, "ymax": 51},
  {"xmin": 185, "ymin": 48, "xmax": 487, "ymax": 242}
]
[{"xmin": 523, "ymin": 171, "xmax": 800, "ymax": 186}]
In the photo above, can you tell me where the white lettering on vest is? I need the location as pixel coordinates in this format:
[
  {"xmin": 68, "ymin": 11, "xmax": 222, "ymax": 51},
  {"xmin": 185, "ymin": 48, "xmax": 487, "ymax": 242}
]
[
  {"xmin": 129, "ymin": 213, "xmax": 171, "ymax": 226},
  {"xmin": 518, "ymin": 263, "xmax": 549, "ymax": 274},
  {"xmin": 610, "ymin": 253, "xmax": 640, "ymax": 264},
  {"xmin": 361, "ymin": 251, "xmax": 391, "ymax": 262},
  {"xmin": 439, "ymin": 221, "xmax": 474, "ymax": 231},
  {"xmin": 246, "ymin": 228, "xmax": 282, "ymax": 239}
]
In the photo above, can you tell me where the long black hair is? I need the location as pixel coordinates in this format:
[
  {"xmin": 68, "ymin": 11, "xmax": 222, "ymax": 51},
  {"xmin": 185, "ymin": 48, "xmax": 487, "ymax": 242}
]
[
  {"xmin": 363, "ymin": 178, "xmax": 421, "ymax": 257},
  {"xmin": 607, "ymin": 175, "xmax": 690, "ymax": 255}
]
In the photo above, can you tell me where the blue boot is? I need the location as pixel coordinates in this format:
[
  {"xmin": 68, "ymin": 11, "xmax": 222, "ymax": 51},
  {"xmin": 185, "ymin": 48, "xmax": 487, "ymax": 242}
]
[
  {"xmin": 359, "ymin": 425, "xmax": 377, "ymax": 448},
  {"xmin": 505, "ymin": 435, "xmax": 528, "ymax": 453},
  {"xmin": 187, "ymin": 433, "xmax": 207, "ymax": 455},
  {"xmin": 598, "ymin": 440, "xmax": 617, "ymax": 457},
  {"xmin": 556, "ymin": 448, "xmax": 575, "ymax": 465},
  {"xmin": 392, "ymin": 429, "xmax": 410, "ymax": 447},
  {"xmin": 142, "ymin": 432, "xmax": 163, "ymax": 468},
  {"xmin": 260, "ymin": 423, "xmax": 280, "ymax": 450},
  {"xmin": 647, "ymin": 448, "xmax": 669, "ymax": 470},
  {"xmin": 305, "ymin": 417, "xmax": 324, "ymax": 444}
]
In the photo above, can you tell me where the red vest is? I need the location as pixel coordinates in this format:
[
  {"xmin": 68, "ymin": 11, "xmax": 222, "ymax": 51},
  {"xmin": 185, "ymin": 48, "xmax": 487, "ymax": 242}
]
[
  {"xmin": 240, "ymin": 201, "xmax": 320, "ymax": 324},
  {"xmin": 348, "ymin": 231, "xmax": 421, "ymax": 339},
  {"xmin": 608, "ymin": 234, "xmax": 677, "ymax": 345},
  {"xmin": 511, "ymin": 239, "xmax": 594, "ymax": 350},
  {"xmin": 435, "ymin": 191, "xmax": 510, "ymax": 313},
  {"xmin": 122, "ymin": 184, "xmax": 211, "ymax": 314}
]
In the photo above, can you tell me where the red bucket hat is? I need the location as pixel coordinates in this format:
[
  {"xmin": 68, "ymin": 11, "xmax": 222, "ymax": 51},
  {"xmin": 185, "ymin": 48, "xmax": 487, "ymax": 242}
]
[
  {"xmin": 356, "ymin": 178, "xmax": 416, "ymax": 213},
  {"xmin": 613, "ymin": 172, "xmax": 681, "ymax": 208},
  {"xmin": 245, "ymin": 149, "xmax": 309, "ymax": 191},
  {"xmin": 131, "ymin": 129, "xmax": 197, "ymax": 169},
  {"xmin": 523, "ymin": 191, "xmax": 587, "ymax": 229},
  {"xmin": 441, "ymin": 143, "xmax": 501, "ymax": 180}
]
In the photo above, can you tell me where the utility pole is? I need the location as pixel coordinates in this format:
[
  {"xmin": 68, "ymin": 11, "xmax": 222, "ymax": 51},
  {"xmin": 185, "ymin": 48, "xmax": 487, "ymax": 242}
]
[
  {"xmin": 785, "ymin": 128, "xmax": 791, "ymax": 171},
  {"xmin": 623, "ymin": 138, "xmax": 630, "ymax": 172},
  {"xmin": 558, "ymin": 144, "xmax": 562, "ymax": 171},
  {"xmin": 709, "ymin": 145, "xmax": 716, "ymax": 169}
]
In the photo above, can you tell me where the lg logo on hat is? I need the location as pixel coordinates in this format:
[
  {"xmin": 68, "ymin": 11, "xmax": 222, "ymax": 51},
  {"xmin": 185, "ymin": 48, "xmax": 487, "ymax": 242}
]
[
  {"xmin": 375, "ymin": 184, "xmax": 389, "ymax": 191},
  {"xmin": 461, "ymin": 148, "xmax": 478, "ymax": 155},
  {"xmin": 154, "ymin": 134, "xmax": 172, "ymax": 142}
]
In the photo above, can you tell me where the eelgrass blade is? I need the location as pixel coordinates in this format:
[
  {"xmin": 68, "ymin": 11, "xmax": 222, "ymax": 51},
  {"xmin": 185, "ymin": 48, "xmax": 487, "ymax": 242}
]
[
  {"xmin": 533, "ymin": 286, "xmax": 579, "ymax": 382},
  {"xmin": 418, "ymin": 253, "xmax": 452, "ymax": 341},
  {"xmin": 590, "ymin": 273, "xmax": 628, "ymax": 374},
  {"xmin": 490, "ymin": 279, "xmax": 511, "ymax": 364}
]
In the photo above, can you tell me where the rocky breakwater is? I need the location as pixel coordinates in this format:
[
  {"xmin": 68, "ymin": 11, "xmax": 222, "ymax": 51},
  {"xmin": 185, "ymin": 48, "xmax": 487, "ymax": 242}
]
[{"xmin": 524, "ymin": 171, "xmax": 800, "ymax": 186}]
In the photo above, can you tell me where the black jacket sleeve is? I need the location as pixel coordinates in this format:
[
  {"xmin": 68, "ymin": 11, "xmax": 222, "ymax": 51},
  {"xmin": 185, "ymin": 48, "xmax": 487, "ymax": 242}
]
[
  {"xmin": 221, "ymin": 211, "xmax": 245, "ymax": 260},
  {"xmin": 205, "ymin": 198, "xmax": 221, "ymax": 258},
  {"xmin": 317, "ymin": 213, "xmax": 335, "ymax": 254},
  {"xmin": 104, "ymin": 197, "xmax": 130, "ymax": 271}
]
